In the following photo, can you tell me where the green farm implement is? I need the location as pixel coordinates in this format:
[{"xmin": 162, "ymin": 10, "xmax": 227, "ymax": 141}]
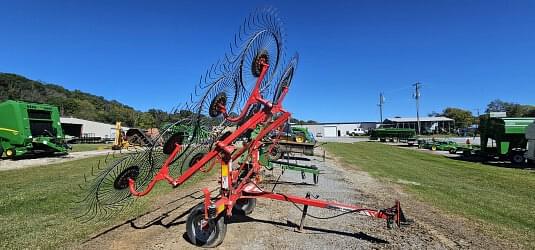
[
  {"xmin": 247, "ymin": 125, "xmax": 321, "ymax": 184},
  {"xmin": 267, "ymin": 125, "xmax": 316, "ymax": 160},
  {"xmin": 478, "ymin": 116, "xmax": 535, "ymax": 164},
  {"xmin": 418, "ymin": 140, "xmax": 458, "ymax": 153},
  {"xmin": 370, "ymin": 128, "xmax": 417, "ymax": 145},
  {"xmin": 0, "ymin": 100, "xmax": 69, "ymax": 158}
]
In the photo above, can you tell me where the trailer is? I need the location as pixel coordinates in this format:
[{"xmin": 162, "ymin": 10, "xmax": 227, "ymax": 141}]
[
  {"xmin": 268, "ymin": 125, "xmax": 316, "ymax": 160},
  {"xmin": 370, "ymin": 128, "xmax": 417, "ymax": 145},
  {"xmin": 0, "ymin": 100, "xmax": 69, "ymax": 158},
  {"xmin": 479, "ymin": 116, "xmax": 535, "ymax": 164}
]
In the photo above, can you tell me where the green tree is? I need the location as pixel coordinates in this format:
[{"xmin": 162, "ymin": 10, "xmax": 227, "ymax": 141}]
[
  {"xmin": 441, "ymin": 107, "xmax": 474, "ymax": 129},
  {"xmin": 148, "ymin": 109, "xmax": 169, "ymax": 128},
  {"xmin": 486, "ymin": 99, "xmax": 535, "ymax": 117}
]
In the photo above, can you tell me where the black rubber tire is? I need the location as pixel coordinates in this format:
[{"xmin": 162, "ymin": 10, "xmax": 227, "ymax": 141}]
[
  {"xmin": 186, "ymin": 203, "xmax": 227, "ymax": 248},
  {"xmin": 0, "ymin": 146, "xmax": 3, "ymax": 158},
  {"xmin": 234, "ymin": 198, "xmax": 256, "ymax": 215},
  {"xmin": 449, "ymin": 148, "xmax": 457, "ymax": 154},
  {"xmin": 510, "ymin": 153, "xmax": 525, "ymax": 165}
]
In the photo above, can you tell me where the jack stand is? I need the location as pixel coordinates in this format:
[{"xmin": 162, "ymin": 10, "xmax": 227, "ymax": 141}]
[{"xmin": 296, "ymin": 192, "xmax": 311, "ymax": 232}]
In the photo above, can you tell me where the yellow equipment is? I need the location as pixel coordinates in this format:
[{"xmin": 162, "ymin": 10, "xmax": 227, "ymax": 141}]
[{"xmin": 112, "ymin": 122, "xmax": 129, "ymax": 150}]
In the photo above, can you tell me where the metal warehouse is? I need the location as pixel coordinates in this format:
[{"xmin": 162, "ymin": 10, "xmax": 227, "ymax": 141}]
[
  {"xmin": 294, "ymin": 122, "xmax": 380, "ymax": 137},
  {"xmin": 60, "ymin": 117, "xmax": 128, "ymax": 140}
]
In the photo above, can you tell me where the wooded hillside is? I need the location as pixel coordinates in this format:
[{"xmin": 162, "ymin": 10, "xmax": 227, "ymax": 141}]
[{"xmin": 0, "ymin": 73, "xmax": 169, "ymax": 128}]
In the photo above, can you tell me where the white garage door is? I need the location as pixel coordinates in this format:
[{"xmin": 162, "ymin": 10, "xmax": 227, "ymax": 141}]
[{"xmin": 324, "ymin": 126, "xmax": 337, "ymax": 137}]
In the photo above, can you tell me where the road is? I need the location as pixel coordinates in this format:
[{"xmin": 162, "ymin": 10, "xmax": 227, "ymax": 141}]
[{"xmin": 0, "ymin": 150, "xmax": 114, "ymax": 171}]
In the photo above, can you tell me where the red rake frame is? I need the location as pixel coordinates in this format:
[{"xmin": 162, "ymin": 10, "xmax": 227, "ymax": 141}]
[{"xmin": 126, "ymin": 61, "xmax": 406, "ymax": 243}]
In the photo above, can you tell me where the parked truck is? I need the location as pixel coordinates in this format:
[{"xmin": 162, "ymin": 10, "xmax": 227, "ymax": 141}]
[
  {"xmin": 0, "ymin": 100, "xmax": 69, "ymax": 158},
  {"xmin": 478, "ymin": 116, "xmax": 535, "ymax": 164}
]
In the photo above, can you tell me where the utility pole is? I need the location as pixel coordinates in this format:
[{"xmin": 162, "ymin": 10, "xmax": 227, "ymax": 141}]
[
  {"xmin": 378, "ymin": 92, "xmax": 385, "ymax": 124},
  {"xmin": 413, "ymin": 82, "xmax": 422, "ymax": 135}
]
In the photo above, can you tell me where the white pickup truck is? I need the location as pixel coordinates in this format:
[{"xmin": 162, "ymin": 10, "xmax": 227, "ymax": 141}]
[{"xmin": 348, "ymin": 128, "xmax": 366, "ymax": 136}]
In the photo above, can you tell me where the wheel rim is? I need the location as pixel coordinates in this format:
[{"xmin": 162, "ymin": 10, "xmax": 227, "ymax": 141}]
[{"xmin": 192, "ymin": 214, "xmax": 216, "ymax": 243}]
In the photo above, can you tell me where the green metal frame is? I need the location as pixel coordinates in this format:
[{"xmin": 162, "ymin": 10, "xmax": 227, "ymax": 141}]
[{"xmin": 252, "ymin": 125, "xmax": 320, "ymax": 184}]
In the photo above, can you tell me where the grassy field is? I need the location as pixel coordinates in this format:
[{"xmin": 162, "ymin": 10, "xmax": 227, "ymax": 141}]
[
  {"xmin": 0, "ymin": 154, "xmax": 211, "ymax": 249},
  {"xmin": 70, "ymin": 143, "xmax": 110, "ymax": 152},
  {"xmin": 325, "ymin": 142, "xmax": 535, "ymax": 247}
]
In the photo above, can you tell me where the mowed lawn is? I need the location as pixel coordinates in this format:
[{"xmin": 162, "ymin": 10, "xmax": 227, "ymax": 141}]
[
  {"xmin": 325, "ymin": 142, "xmax": 535, "ymax": 247},
  {"xmin": 0, "ymin": 155, "xmax": 210, "ymax": 249},
  {"xmin": 70, "ymin": 143, "xmax": 110, "ymax": 152}
]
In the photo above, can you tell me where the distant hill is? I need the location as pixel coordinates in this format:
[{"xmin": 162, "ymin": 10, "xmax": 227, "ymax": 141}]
[
  {"xmin": 0, "ymin": 73, "xmax": 166, "ymax": 128},
  {"xmin": 0, "ymin": 73, "xmax": 316, "ymax": 129}
]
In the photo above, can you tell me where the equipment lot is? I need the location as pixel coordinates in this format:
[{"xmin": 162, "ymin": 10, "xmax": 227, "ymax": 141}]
[{"xmin": 1, "ymin": 143, "xmax": 532, "ymax": 249}]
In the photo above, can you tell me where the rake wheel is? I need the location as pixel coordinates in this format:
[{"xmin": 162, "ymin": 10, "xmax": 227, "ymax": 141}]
[{"xmin": 273, "ymin": 53, "xmax": 299, "ymax": 104}]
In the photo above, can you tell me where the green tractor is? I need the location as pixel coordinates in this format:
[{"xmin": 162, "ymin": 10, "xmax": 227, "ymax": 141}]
[
  {"xmin": 419, "ymin": 139, "xmax": 458, "ymax": 153},
  {"xmin": 0, "ymin": 100, "xmax": 69, "ymax": 158}
]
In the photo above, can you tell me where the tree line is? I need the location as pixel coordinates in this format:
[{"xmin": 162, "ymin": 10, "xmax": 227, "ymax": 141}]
[
  {"xmin": 0, "ymin": 73, "xmax": 191, "ymax": 128},
  {"xmin": 0, "ymin": 73, "xmax": 312, "ymax": 129},
  {"xmin": 429, "ymin": 99, "xmax": 535, "ymax": 128}
]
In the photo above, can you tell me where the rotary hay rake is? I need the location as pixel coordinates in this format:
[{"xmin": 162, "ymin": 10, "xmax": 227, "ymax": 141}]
[{"xmin": 77, "ymin": 8, "xmax": 408, "ymax": 247}]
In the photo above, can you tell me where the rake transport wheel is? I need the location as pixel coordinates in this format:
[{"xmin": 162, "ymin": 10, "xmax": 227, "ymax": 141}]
[
  {"xmin": 234, "ymin": 198, "xmax": 256, "ymax": 215},
  {"xmin": 186, "ymin": 203, "xmax": 227, "ymax": 248}
]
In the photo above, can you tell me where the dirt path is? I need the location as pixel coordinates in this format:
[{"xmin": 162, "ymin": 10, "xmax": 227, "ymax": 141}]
[
  {"xmin": 79, "ymin": 148, "xmax": 511, "ymax": 249},
  {"xmin": 0, "ymin": 150, "xmax": 115, "ymax": 171}
]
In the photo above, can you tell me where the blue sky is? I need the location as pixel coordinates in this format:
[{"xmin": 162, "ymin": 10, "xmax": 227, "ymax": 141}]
[{"xmin": 1, "ymin": 0, "xmax": 534, "ymax": 122}]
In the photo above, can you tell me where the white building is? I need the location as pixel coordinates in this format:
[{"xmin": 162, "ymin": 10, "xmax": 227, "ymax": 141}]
[
  {"xmin": 60, "ymin": 117, "xmax": 128, "ymax": 139},
  {"xmin": 293, "ymin": 122, "xmax": 379, "ymax": 138}
]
